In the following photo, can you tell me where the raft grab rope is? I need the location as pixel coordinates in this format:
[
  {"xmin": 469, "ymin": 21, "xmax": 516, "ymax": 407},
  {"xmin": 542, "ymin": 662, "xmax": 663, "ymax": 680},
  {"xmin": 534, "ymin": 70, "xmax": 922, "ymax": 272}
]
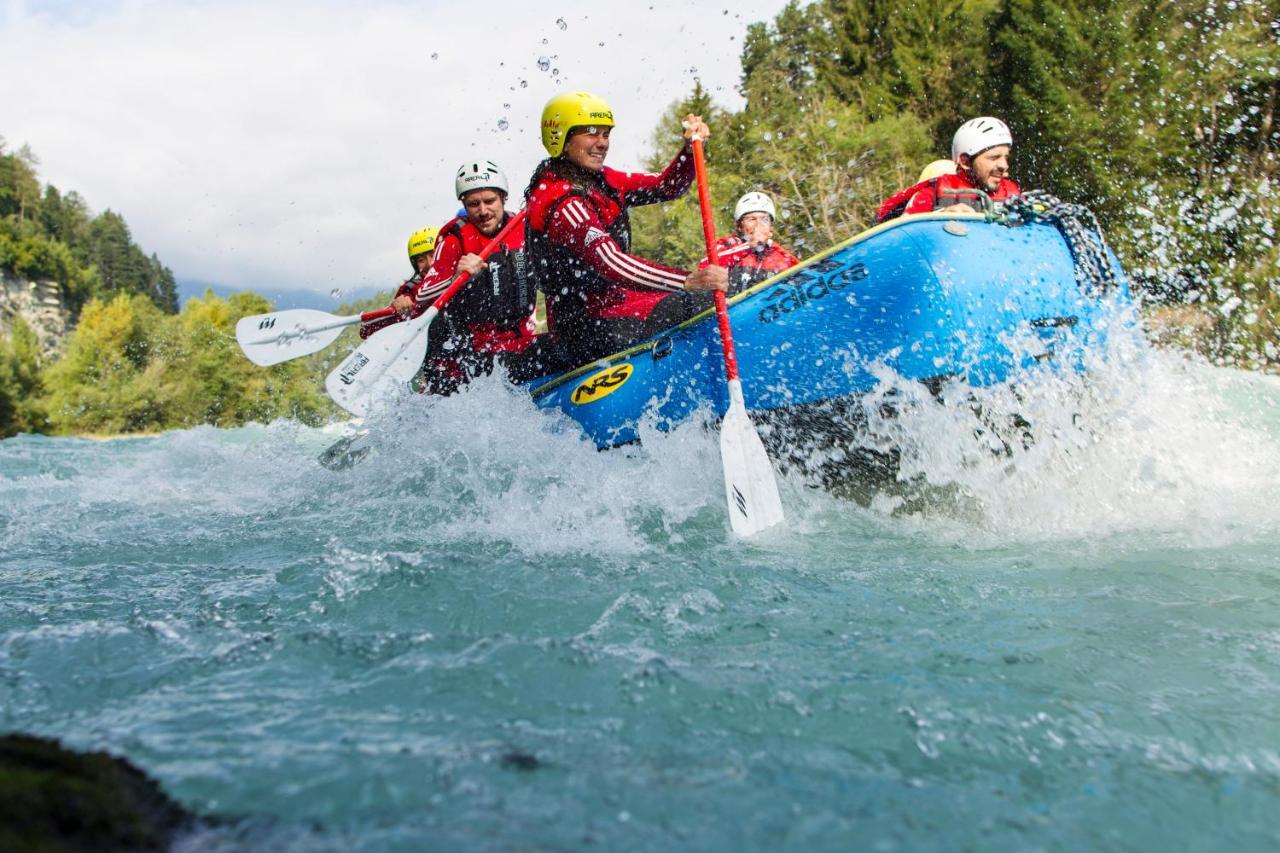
[{"xmin": 994, "ymin": 191, "xmax": 1119, "ymax": 294}]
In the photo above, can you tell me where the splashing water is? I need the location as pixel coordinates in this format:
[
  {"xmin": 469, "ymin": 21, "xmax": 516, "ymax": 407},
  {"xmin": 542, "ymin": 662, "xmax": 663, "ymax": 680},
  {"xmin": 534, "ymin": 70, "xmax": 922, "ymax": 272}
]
[{"xmin": 2, "ymin": 345, "xmax": 1278, "ymax": 849}]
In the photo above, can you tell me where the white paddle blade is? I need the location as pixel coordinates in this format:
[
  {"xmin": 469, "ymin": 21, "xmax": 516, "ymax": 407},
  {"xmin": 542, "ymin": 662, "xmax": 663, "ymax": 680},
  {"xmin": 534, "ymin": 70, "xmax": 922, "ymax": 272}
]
[
  {"xmin": 325, "ymin": 322, "xmax": 417, "ymax": 416},
  {"xmin": 323, "ymin": 310, "xmax": 435, "ymax": 417},
  {"xmin": 719, "ymin": 383, "xmax": 784, "ymax": 537},
  {"xmin": 384, "ymin": 308, "xmax": 437, "ymax": 385},
  {"xmin": 236, "ymin": 309, "xmax": 353, "ymax": 366}
]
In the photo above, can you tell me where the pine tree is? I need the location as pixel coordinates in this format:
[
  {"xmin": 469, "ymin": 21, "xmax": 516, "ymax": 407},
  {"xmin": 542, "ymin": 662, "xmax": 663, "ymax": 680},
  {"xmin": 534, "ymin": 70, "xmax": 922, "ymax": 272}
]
[{"xmin": 0, "ymin": 139, "xmax": 42, "ymax": 222}]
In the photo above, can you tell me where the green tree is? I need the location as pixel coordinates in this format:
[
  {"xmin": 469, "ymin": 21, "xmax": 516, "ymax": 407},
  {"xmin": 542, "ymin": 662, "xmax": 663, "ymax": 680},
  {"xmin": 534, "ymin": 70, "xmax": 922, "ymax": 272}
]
[
  {"xmin": 41, "ymin": 292, "xmax": 167, "ymax": 434},
  {"xmin": 989, "ymin": 0, "xmax": 1166, "ymax": 222},
  {"xmin": 0, "ymin": 139, "xmax": 42, "ymax": 222},
  {"xmin": 0, "ymin": 318, "xmax": 47, "ymax": 436},
  {"xmin": 146, "ymin": 290, "xmax": 331, "ymax": 428},
  {"xmin": 38, "ymin": 186, "xmax": 93, "ymax": 263}
]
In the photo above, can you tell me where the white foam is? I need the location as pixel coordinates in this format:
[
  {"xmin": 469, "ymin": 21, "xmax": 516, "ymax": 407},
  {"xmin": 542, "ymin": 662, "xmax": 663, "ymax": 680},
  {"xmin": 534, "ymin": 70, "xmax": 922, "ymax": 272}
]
[{"xmin": 848, "ymin": 309, "xmax": 1280, "ymax": 546}]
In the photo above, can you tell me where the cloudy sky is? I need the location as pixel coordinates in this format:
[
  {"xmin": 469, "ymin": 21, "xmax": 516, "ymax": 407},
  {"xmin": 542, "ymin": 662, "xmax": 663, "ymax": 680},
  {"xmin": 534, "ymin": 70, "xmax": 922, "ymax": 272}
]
[{"xmin": 1, "ymin": 0, "xmax": 791, "ymax": 305}]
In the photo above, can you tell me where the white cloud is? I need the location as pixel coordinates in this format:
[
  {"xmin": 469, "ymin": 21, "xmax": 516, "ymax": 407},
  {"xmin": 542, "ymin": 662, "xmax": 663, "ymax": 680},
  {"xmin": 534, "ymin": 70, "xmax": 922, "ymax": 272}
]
[{"xmin": 1, "ymin": 0, "xmax": 789, "ymax": 298}]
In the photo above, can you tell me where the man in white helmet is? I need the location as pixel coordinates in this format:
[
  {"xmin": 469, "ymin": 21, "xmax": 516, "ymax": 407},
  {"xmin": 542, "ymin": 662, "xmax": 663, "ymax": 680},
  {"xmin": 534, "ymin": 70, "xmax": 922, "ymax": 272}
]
[
  {"xmin": 876, "ymin": 117, "xmax": 1022, "ymax": 223},
  {"xmin": 699, "ymin": 191, "xmax": 801, "ymax": 292},
  {"xmin": 362, "ymin": 160, "xmax": 556, "ymax": 393}
]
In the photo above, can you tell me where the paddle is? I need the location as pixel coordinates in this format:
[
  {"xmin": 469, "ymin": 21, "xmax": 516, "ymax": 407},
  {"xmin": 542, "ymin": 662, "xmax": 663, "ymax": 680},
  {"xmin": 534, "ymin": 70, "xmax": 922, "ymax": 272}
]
[
  {"xmin": 325, "ymin": 210, "xmax": 527, "ymax": 417},
  {"xmin": 690, "ymin": 137, "xmax": 785, "ymax": 536},
  {"xmin": 235, "ymin": 306, "xmax": 396, "ymax": 367}
]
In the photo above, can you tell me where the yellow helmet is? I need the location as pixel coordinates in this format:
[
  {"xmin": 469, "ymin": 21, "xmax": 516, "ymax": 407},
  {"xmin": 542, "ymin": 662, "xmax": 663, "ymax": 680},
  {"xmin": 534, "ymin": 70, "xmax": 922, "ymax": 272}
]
[
  {"xmin": 541, "ymin": 91, "xmax": 615, "ymax": 158},
  {"xmin": 918, "ymin": 159, "xmax": 957, "ymax": 182},
  {"xmin": 407, "ymin": 226, "xmax": 439, "ymax": 261}
]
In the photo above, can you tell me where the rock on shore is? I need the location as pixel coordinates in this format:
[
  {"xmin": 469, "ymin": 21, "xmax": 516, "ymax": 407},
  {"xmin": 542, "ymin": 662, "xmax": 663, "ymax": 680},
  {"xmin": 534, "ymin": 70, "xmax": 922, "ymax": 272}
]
[{"xmin": 0, "ymin": 733, "xmax": 193, "ymax": 852}]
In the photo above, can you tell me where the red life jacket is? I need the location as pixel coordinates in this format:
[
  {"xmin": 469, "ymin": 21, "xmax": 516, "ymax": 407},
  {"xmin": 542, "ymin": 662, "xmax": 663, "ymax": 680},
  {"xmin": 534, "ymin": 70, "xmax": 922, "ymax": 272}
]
[
  {"xmin": 876, "ymin": 173, "xmax": 1022, "ymax": 223},
  {"xmin": 700, "ymin": 234, "xmax": 801, "ymax": 292},
  {"xmin": 428, "ymin": 215, "xmax": 536, "ymax": 353}
]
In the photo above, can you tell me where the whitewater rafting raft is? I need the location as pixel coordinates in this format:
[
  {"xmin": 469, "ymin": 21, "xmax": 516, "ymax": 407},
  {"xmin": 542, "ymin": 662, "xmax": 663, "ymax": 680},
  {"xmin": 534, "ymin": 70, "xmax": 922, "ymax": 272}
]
[{"xmin": 525, "ymin": 201, "xmax": 1131, "ymax": 468}]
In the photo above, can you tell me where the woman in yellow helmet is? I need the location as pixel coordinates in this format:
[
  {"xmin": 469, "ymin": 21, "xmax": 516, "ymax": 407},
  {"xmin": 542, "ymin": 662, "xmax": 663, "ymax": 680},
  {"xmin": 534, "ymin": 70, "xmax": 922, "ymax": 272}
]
[
  {"xmin": 406, "ymin": 226, "xmax": 439, "ymax": 274},
  {"xmin": 359, "ymin": 226, "xmax": 442, "ymax": 340},
  {"xmin": 523, "ymin": 90, "xmax": 727, "ymax": 366}
]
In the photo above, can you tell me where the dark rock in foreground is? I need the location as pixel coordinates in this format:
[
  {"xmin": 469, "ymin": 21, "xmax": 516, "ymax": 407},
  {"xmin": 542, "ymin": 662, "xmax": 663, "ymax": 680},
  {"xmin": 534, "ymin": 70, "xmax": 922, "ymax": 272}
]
[{"xmin": 0, "ymin": 732, "xmax": 193, "ymax": 852}]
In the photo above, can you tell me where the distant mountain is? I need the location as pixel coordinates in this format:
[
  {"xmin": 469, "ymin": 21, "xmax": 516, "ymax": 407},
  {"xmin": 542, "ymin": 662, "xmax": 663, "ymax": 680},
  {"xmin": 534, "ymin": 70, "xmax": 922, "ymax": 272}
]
[{"xmin": 176, "ymin": 278, "xmax": 385, "ymax": 312}]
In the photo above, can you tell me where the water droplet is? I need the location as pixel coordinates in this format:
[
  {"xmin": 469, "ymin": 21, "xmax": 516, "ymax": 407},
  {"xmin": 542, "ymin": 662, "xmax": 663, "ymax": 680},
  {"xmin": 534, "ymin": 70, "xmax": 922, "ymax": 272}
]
[
  {"xmin": 551, "ymin": 67, "xmax": 559, "ymax": 76},
  {"xmin": 556, "ymin": 17, "xmax": 567, "ymax": 30},
  {"xmin": 330, "ymin": 288, "xmax": 342, "ymax": 299},
  {"xmin": 827, "ymin": 119, "xmax": 837, "ymax": 128},
  {"xmin": 503, "ymin": 103, "xmax": 511, "ymax": 110},
  {"xmin": 541, "ymin": 37, "xmax": 548, "ymax": 45},
  {"xmin": 497, "ymin": 118, "xmax": 509, "ymax": 131},
  {"xmin": 598, "ymin": 41, "xmax": 605, "ymax": 47},
  {"xmin": 430, "ymin": 52, "xmax": 438, "ymax": 60},
  {"xmin": 763, "ymin": 131, "xmax": 773, "ymax": 141},
  {"xmin": 519, "ymin": 79, "xmax": 528, "ymax": 88},
  {"xmin": 537, "ymin": 56, "xmax": 551, "ymax": 71}
]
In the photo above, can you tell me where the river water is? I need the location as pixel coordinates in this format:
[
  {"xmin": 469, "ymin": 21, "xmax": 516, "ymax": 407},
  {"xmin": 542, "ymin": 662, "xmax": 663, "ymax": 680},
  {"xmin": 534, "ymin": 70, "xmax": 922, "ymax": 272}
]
[{"xmin": 2, "ymin": 339, "xmax": 1278, "ymax": 851}]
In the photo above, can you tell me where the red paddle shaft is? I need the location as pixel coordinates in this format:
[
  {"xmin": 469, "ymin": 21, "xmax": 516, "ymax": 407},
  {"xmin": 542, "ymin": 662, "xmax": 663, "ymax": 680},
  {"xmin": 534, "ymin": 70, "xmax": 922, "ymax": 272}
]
[
  {"xmin": 429, "ymin": 210, "xmax": 527, "ymax": 311},
  {"xmin": 361, "ymin": 210, "xmax": 527, "ymax": 325},
  {"xmin": 691, "ymin": 138, "xmax": 739, "ymax": 383}
]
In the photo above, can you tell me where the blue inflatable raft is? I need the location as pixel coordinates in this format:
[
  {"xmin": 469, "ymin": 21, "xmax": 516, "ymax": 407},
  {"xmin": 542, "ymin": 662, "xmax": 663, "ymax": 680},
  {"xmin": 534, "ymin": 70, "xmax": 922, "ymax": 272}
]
[{"xmin": 526, "ymin": 202, "xmax": 1130, "ymax": 461}]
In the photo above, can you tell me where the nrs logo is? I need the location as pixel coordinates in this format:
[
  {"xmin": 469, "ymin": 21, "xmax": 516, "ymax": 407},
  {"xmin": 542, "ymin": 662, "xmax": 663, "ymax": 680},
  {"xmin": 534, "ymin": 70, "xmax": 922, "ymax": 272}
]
[{"xmin": 571, "ymin": 363, "xmax": 633, "ymax": 405}]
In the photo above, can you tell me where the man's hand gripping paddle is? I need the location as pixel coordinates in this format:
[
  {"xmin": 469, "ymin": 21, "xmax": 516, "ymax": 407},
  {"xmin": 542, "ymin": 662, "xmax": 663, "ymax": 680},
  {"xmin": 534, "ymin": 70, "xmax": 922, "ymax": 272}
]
[
  {"xmin": 690, "ymin": 137, "xmax": 785, "ymax": 536},
  {"xmin": 324, "ymin": 211, "xmax": 527, "ymax": 417}
]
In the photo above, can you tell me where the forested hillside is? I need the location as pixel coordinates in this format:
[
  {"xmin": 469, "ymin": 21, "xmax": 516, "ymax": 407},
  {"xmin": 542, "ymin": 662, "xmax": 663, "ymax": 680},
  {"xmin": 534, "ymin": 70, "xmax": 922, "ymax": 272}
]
[
  {"xmin": 1, "ymin": 138, "xmax": 177, "ymax": 314},
  {"xmin": 633, "ymin": 0, "xmax": 1278, "ymax": 366},
  {"xmin": 0, "ymin": 139, "xmax": 339, "ymax": 436}
]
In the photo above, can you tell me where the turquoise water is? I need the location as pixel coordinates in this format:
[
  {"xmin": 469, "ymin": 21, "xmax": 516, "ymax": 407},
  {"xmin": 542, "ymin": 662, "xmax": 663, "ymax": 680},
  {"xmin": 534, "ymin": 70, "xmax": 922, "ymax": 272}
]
[{"xmin": 2, "ymin": 346, "xmax": 1279, "ymax": 851}]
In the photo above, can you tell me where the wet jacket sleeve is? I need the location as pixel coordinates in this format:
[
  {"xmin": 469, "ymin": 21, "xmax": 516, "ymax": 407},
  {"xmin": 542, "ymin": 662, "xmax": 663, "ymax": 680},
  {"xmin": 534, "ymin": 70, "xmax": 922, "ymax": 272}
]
[
  {"xmin": 358, "ymin": 280, "xmax": 417, "ymax": 338},
  {"xmin": 775, "ymin": 245, "xmax": 801, "ymax": 267},
  {"xmin": 547, "ymin": 196, "xmax": 688, "ymax": 292},
  {"xmin": 610, "ymin": 142, "xmax": 696, "ymax": 207},
  {"xmin": 904, "ymin": 184, "xmax": 939, "ymax": 215},
  {"xmin": 409, "ymin": 231, "xmax": 464, "ymax": 311},
  {"xmin": 697, "ymin": 235, "xmax": 752, "ymax": 269}
]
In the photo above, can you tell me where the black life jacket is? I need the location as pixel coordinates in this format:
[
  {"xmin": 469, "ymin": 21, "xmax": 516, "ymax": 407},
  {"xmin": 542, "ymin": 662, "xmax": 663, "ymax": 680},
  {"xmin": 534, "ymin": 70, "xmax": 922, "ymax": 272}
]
[{"xmin": 436, "ymin": 216, "xmax": 534, "ymax": 335}]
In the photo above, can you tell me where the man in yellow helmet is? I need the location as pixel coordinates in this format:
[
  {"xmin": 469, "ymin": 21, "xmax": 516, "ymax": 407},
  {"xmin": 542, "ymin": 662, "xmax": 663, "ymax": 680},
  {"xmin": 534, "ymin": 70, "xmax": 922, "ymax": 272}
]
[{"xmin": 523, "ymin": 90, "xmax": 727, "ymax": 366}]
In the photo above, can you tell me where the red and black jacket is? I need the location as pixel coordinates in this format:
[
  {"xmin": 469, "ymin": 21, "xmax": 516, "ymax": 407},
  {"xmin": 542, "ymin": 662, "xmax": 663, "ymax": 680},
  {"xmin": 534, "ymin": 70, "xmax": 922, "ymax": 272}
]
[
  {"xmin": 699, "ymin": 234, "xmax": 801, "ymax": 292},
  {"xmin": 876, "ymin": 172, "xmax": 1022, "ymax": 224},
  {"xmin": 524, "ymin": 143, "xmax": 696, "ymax": 351}
]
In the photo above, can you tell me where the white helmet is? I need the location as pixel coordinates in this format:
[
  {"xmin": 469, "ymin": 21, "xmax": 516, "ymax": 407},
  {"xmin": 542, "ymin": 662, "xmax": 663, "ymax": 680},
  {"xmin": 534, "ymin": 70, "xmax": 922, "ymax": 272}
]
[
  {"xmin": 455, "ymin": 160, "xmax": 509, "ymax": 199},
  {"xmin": 734, "ymin": 191, "xmax": 776, "ymax": 223},
  {"xmin": 951, "ymin": 117, "xmax": 1013, "ymax": 161}
]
